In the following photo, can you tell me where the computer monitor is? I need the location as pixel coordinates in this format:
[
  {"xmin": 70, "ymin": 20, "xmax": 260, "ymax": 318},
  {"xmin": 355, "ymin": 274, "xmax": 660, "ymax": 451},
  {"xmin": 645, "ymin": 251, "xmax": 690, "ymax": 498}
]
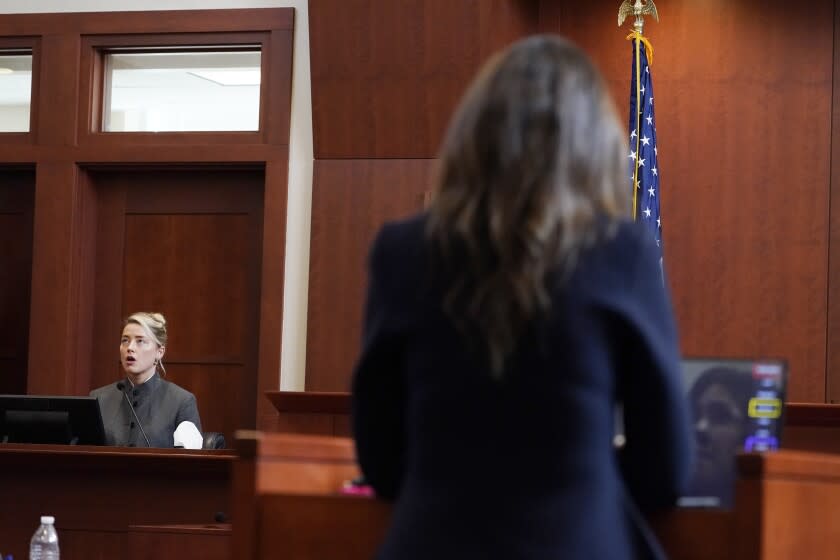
[
  {"xmin": 0, "ymin": 395, "xmax": 106, "ymax": 445},
  {"xmin": 677, "ymin": 358, "xmax": 787, "ymax": 509}
]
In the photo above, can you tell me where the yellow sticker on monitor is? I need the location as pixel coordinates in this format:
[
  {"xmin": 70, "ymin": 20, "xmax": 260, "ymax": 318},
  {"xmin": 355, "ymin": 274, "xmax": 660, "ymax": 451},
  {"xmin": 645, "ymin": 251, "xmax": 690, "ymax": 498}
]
[{"xmin": 748, "ymin": 397, "xmax": 782, "ymax": 419}]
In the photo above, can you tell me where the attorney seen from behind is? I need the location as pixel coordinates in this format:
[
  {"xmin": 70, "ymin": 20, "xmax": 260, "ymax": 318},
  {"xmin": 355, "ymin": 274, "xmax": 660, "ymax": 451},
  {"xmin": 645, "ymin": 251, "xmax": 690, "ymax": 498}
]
[
  {"xmin": 352, "ymin": 35, "xmax": 692, "ymax": 560},
  {"xmin": 90, "ymin": 312, "xmax": 203, "ymax": 448}
]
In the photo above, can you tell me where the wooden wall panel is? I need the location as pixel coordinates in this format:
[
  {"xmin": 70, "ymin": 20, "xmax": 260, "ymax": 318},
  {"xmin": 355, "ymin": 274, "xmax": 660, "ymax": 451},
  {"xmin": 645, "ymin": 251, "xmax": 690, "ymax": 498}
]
[
  {"xmin": 305, "ymin": 0, "xmax": 838, "ymax": 401},
  {"xmin": 827, "ymin": 1, "xmax": 840, "ymax": 403},
  {"xmin": 0, "ymin": 169, "xmax": 34, "ymax": 395},
  {"xmin": 165, "ymin": 364, "xmax": 246, "ymax": 445},
  {"xmin": 306, "ymin": 159, "xmax": 434, "ymax": 391},
  {"xmin": 28, "ymin": 162, "xmax": 95, "ymax": 396},
  {"xmin": 122, "ymin": 214, "xmax": 250, "ymax": 359},
  {"xmin": 309, "ymin": 0, "xmax": 538, "ymax": 158},
  {"xmin": 257, "ymin": 159, "xmax": 288, "ymax": 429},
  {"xmin": 127, "ymin": 524, "xmax": 231, "ymax": 560},
  {"xmin": 540, "ymin": 0, "xmax": 833, "ymax": 402}
]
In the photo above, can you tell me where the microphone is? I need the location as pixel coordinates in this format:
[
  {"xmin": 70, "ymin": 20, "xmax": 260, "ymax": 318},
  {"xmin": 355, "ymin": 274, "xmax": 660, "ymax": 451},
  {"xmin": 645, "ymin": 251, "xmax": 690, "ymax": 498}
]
[{"xmin": 116, "ymin": 381, "xmax": 151, "ymax": 447}]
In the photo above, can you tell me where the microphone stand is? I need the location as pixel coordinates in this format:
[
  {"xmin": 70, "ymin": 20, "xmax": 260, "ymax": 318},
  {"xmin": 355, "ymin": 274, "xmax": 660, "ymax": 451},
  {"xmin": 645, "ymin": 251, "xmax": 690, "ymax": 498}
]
[{"xmin": 117, "ymin": 381, "xmax": 152, "ymax": 447}]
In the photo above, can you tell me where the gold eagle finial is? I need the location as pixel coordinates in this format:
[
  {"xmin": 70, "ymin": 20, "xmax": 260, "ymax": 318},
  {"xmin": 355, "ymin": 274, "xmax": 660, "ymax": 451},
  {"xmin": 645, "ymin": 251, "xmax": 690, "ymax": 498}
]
[{"xmin": 618, "ymin": 0, "xmax": 659, "ymax": 33}]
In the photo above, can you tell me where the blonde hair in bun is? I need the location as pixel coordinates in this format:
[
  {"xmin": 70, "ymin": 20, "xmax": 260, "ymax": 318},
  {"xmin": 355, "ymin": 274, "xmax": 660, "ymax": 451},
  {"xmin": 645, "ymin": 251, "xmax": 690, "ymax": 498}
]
[{"xmin": 124, "ymin": 312, "xmax": 168, "ymax": 376}]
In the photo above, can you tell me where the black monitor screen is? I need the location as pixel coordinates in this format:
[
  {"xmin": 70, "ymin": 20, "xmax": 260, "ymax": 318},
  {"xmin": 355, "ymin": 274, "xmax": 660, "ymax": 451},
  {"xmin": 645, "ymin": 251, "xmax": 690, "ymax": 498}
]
[{"xmin": 0, "ymin": 395, "xmax": 106, "ymax": 445}]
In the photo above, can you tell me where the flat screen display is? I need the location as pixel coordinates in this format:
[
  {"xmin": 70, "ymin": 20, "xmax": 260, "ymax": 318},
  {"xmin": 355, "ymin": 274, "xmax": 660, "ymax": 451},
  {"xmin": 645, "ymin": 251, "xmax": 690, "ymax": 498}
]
[
  {"xmin": 677, "ymin": 359, "xmax": 787, "ymax": 509},
  {"xmin": 0, "ymin": 395, "xmax": 106, "ymax": 446}
]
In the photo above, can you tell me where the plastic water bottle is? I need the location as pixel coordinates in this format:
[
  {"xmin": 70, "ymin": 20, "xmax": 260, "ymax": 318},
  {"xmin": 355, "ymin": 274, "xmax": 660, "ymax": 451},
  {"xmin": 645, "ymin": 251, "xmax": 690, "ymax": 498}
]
[{"xmin": 29, "ymin": 516, "xmax": 59, "ymax": 560}]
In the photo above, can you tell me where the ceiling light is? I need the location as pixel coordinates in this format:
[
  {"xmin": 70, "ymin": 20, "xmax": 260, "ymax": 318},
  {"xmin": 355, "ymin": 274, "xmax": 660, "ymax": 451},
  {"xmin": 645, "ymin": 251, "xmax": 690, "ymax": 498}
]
[{"xmin": 188, "ymin": 69, "xmax": 260, "ymax": 86}]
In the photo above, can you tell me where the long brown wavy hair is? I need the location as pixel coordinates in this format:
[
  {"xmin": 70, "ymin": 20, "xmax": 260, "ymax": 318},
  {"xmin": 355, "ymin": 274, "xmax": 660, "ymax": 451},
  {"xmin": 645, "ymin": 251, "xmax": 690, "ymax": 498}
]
[{"xmin": 426, "ymin": 35, "xmax": 629, "ymax": 377}]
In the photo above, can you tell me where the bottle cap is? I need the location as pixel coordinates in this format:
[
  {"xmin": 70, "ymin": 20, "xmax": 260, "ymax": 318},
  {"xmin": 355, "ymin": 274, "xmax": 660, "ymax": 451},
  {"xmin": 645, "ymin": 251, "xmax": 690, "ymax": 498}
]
[{"xmin": 40, "ymin": 516, "xmax": 54, "ymax": 524}]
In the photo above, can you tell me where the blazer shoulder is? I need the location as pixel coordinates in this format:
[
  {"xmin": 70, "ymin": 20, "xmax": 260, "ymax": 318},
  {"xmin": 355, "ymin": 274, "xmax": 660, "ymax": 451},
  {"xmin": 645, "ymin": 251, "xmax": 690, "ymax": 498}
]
[
  {"xmin": 160, "ymin": 380, "xmax": 196, "ymax": 402},
  {"xmin": 89, "ymin": 384, "xmax": 115, "ymax": 399},
  {"xmin": 372, "ymin": 213, "xmax": 427, "ymax": 259},
  {"xmin": 598, "ymin": 219, "xmax": 658, "ymax": 264}
]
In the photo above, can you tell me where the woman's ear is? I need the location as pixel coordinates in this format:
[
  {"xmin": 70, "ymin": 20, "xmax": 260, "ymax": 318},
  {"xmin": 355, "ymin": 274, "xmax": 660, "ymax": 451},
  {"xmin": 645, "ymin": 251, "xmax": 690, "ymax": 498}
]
[{"xmin": 158, "ymin": 345, "xmax": 166, "ymax": 360}]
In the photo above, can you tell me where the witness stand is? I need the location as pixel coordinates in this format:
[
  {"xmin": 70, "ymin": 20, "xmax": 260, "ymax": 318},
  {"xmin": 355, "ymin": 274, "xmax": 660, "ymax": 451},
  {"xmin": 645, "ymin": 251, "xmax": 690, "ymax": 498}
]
[
  {"xmin": 6, "ymin": 401, "xmax": 840, "ymax": 559},
  {"xmin": 0, "ymin": 443, "xmax": 233, "ymax": 560}
]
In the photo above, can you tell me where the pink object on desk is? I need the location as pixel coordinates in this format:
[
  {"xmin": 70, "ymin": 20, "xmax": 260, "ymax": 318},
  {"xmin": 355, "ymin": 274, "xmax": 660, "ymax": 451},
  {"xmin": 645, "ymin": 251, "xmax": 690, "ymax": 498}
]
[{"xmin": 340, "ymin": 480, "xmax": 375, "ymax": 497}]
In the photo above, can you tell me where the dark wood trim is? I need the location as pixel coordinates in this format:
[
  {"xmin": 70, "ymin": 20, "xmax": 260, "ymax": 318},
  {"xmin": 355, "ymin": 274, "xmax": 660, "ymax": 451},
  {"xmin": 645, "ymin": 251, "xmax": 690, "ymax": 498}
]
[
  {"xmin": 828, "ymin": 0, "xmax": 840, "ymax": 403},
  {"xmin": 265, "ymin": 391, "xmax": 351, "ymax": 415},
  {"xmin": 0, "ymin": 37, "xmax": 39, "ymax": 144},
  {"xmin": 0, "ymin": 8, "xmax": 293, "ymax": 35},
  {"xmin": 266, "ymin": 28, "xmax": 294, "ymax": 146},
  {"xmin": 256, "ymin": 158, "xmax": 288, "ymax": 427},
  {"xmin": 0, "ymin": 441, "xmax": 234, "ymax": 461},
  {"xmin": 785, "ymin": 402, "xmax": 840, "ymax": 426},
  {"xmin": 79, "ymin": 32, "xmax": 272, "ymax": 145}
]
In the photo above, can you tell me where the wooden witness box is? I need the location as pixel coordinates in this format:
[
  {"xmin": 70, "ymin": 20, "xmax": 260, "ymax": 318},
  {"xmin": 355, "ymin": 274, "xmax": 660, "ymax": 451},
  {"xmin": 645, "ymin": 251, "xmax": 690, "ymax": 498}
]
[
  {"xmin": 0, "ymin": 444, "xmax": 233, "ymax": 560},
  {"xmin": 4, "ymin": 401, "xmax": 840, "ymax": 559}
]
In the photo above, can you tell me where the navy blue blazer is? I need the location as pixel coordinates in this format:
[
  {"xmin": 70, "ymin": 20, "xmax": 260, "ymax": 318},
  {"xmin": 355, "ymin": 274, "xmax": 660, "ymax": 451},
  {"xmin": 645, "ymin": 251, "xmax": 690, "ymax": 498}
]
[{"xmin": 352, "ymin": 214, "xmax": 692, "ymax": 560}]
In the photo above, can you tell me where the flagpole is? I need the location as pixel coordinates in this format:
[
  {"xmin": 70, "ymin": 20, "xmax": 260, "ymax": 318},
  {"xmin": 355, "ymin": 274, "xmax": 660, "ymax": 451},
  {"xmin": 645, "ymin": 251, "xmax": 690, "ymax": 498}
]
[
  {"xmin": 618, "ymin": 0, "xmax": 659, "ymax": 220},
  {"xmin": 632, "ymin": 36, "xmax": 642, "ymax": 219}
]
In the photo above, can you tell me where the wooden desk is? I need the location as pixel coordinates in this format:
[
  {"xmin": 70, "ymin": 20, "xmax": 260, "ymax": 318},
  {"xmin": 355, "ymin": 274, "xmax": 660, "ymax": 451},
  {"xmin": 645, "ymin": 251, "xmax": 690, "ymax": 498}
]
[
  {"xmin": 264, "ymin": 391, "xmax": 351, "ymax": 436},
  {"xmin": 128, "ymin": 523, "xmax": 231, "ymax": 560},
  {"xmin": 231, "ymin": 437, "xmax": 840, "ymax": 560},
  {"xmin": 231, "ymin": 430, "xmax": 361, "ymax": 560},
  {"xmin": 0, "ymin": 443, "xmax": 233, "ymax": 560},
  {"xmin": 655, "ymin": 450, "xmax": 840, "ymax": 559},
  {"xmin": 783, "ymin": 402, "xmax": 840, "ymax": 454}
]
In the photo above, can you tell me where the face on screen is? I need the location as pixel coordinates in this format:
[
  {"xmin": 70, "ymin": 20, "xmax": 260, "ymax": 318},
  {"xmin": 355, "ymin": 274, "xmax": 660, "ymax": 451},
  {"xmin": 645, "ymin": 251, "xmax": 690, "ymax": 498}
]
[{"xmin": 692, "ymin": 381, "xmax": 747, "ymax": 488}]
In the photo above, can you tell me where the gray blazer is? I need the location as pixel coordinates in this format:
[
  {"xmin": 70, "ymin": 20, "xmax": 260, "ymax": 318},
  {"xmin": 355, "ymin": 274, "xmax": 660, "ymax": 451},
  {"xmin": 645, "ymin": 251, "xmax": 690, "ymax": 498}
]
[{"xmin": 90, "ymin": 373, "xmax": 202, "ymax": 448}]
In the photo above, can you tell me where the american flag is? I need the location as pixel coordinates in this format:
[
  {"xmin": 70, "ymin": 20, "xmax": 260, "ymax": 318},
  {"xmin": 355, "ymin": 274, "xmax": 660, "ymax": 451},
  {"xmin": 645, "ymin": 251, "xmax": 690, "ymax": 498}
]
[{"xmin": 627, "ymin": 39, "xmax": 661, "ymax": 251}]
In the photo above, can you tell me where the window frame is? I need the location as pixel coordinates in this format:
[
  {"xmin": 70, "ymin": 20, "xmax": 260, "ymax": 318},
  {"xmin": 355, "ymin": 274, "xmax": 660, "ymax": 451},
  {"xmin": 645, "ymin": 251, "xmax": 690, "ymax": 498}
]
[{"xmin": 80, "ymin": 32, "xmax": 271, "ymax": 146}]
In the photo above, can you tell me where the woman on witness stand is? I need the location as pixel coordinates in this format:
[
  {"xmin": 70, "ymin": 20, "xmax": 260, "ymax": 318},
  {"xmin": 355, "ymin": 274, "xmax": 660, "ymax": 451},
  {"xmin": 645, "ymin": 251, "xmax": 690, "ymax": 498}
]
[
  {"xmin": 351, "ymin": 35, "xmax": 693, "ymax": 560},
  {"xmin": 90, "ymin": 312, "xmax": 203, "ymax": 448}
]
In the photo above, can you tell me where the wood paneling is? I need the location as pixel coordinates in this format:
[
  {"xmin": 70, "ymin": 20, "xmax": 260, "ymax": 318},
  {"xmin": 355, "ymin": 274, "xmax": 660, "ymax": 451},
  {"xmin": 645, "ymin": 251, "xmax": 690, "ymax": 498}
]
[
  {"xmin": 28, "ymin": 162, "xmax": 96, "ymax": 396},
  {"xmin": 539, "ymin": 0, "xmax": 834, "ymax": 402},
  {"xmin": 0, "ymin": 8, "xmax": 293, "ymax": 35},
  {"xmin": 231, "ymin": 431, "xmax": 363, "ymax": 559},
  {"xmin": 127, "ymin": 524, "xmax": 231, "ymax": 560},
  {"xmin": 122, "ymin": 214, "xmax": 251, "ymax": 357},
  {"xmin": 265, "ymin": 391, "xmax": 351, "ymax": 436},
  {"xmin": 166, "ymin": 364, "xmax": 247, "ymax": 447},
  {"xmin": 828, "ymin": 0, "xmax": 840, "ymax": 403},
  {"xmin": 257, "ymin": 159, "xmax": 288, "ymax": 428},
  {"xmin": 257, "ymin": 494, "xmax": 390, "ymax": 560},
  {"xmin": 304, "ymin": 0, "xmax": 838, "ymax": 400},
  {"xmin": 309, "ymin": 0, "xmax": 538, "ymax": 158},
  {"xmin": 306, "ymin": 159, "xmax": 434, "ymax": 392},
  {"xmin": 88, "ymin": 169, "xmax": 264, "ymax": 441},
  {"xmin": 0, "ymin": 169, "xmax": 34, "ymax": 394}
]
